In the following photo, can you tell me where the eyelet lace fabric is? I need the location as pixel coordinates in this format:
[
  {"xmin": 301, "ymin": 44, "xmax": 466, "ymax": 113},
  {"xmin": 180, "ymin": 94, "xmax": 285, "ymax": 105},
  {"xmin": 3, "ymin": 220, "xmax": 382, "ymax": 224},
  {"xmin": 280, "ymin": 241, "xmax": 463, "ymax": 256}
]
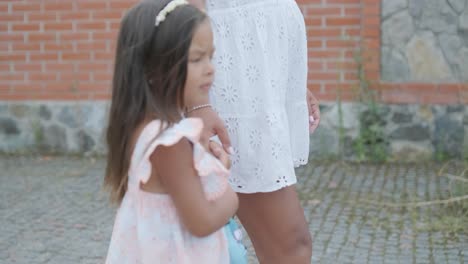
[
  {"xmin": 105, "ymin": 118, "xmax": 230, "ymax": 263},
  {"xmin": 207, "ymin": 0, "xmax": 310, "ymax": 193}
]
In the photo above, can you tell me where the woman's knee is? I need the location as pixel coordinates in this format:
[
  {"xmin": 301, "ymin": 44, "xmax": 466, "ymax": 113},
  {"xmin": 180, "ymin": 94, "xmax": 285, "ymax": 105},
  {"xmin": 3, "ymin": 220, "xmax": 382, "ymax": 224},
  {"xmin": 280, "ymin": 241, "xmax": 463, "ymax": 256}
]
[
  {"xmin": 289, "ymin": 228, "xmax": 312, "ymax": 256},
  {"xmin": 263, "ymin": 230, "xmax": 311, "ymax": 264}
]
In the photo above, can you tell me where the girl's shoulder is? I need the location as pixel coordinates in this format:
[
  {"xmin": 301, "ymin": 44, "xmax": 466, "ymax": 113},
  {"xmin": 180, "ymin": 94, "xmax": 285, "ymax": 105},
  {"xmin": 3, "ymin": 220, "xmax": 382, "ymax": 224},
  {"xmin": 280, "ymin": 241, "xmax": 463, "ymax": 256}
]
[
  {"xmin": 153, "ymin": 118, "xmax": 204, "ymax": 145},
  {"xmin": 129, "ymin": 118, "xmax": 205, "ymax": 184},
  {"xmin": 136, "ymin": 118, "xmax": 203, "ymax": 152}
]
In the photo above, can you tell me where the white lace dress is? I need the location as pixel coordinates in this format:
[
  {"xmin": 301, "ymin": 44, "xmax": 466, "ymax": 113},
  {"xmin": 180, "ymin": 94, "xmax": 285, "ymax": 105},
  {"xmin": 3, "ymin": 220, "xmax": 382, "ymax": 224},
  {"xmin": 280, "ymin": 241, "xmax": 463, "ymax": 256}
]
[{"xmin": 207, "ymin": 0, "xmax": 309, "ymax": 193}]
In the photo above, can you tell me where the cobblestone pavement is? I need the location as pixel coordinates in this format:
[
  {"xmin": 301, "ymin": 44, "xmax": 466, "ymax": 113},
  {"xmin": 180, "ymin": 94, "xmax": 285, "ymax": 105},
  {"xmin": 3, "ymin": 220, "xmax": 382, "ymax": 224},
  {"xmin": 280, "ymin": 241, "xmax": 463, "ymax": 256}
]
[{"xmin": 1, "ymin": 156, "xmax": 467, "ymax": 263}]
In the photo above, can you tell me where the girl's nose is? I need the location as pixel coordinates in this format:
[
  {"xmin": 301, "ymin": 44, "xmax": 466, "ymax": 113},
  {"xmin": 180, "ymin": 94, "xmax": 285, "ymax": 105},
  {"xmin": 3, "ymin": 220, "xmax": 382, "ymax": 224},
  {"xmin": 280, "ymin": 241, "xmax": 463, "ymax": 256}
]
[{"xmin": 206, "ymin": 60, "xmax": 215, "ymax": 75}]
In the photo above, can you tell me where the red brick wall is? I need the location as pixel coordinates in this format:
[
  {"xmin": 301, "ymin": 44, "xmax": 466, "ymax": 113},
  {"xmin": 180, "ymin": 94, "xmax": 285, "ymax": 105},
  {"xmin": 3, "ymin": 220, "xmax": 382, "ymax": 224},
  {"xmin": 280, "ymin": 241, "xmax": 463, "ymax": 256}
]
[
  {"xmin": 299, "ymin": 0, "xmax": 362, "ymax": 102},
  {"xmin": 0, "ymin": 0, "xmax": 136, "ymax": 100},
  {"xmin": 1, "ymin": 0, "xmax": 466, "ymax": 103}
]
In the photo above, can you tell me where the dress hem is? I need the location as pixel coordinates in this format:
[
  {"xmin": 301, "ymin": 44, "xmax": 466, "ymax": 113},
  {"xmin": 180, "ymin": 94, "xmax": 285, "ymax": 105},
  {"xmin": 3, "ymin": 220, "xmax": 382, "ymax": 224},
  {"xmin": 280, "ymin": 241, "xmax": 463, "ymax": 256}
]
[{"xmin": 231, "ymin": 179, "xmax": 297, "ymax": 194}]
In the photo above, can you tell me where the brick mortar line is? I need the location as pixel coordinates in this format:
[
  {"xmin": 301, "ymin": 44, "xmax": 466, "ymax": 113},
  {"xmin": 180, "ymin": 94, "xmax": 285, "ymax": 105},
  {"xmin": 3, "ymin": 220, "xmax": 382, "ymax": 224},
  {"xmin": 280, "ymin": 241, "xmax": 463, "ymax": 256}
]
[
  {"xmin": 402, "ymin": 164, "xmax": 416, "ymax": 263},
  {"xmin": 363, "ymin": 165, "xmax": 386, "ymax": 263},
  {"xmin": 310, "ymin": 163, "xmax": 340, "ymax": 238},
  {"xmin": 367, "ymin": 164, "xmax": 390, "ymax": 262},
  {"xmin": 328, "ymin": 163, "xmax": 361, "ymax": 260},
  {"xmin": 297, "ymin": 162, "xmax": 315, "ymax": 201},
  {"xmin": 380, "ymin": 164, "xmax": 396, "ymax": 264},
  {"xmin": 424, "ymin": 163, "xmax": 436, "ymax": 263},
  {"xmin": 319, "ymin": 166, "xmax": 348, "ymax": 257},
  {"xmin": 393, "ymin": 165, "xmax": 405, "ymax": 262},
  {"xmin": 308, "ymin": 162, "xmax": 338, "ymax": 218},
  {"xmin": 347, "ymin": 164, "xmax": 379, "ymax": 264},
  {"xmin": 411, "ymin": 166, "xmax": 421, "ymax": 264},
  {"xmin": 435, "ymin": 165, "xmax": 451, "ymax": 264},
  {"xmin": 400, "ymin": 164, "xmax": 408, "ymax": 262},
  {"xmin": 335, "ymin": 164, "xmax": 370, "ymax": 263}
]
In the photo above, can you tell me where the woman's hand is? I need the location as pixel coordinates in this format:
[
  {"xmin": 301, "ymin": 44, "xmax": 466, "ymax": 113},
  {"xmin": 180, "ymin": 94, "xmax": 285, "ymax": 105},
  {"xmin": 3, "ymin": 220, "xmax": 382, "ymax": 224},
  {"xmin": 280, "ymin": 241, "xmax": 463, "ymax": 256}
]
[
  {"xmin": 186, "ymin": 107, "xmax": 233, "ymax": 154},
  {"xmin": 209, "ymin": 140, "xmax": 231, "ymax": 169},
  {"xmin": 307, "ymin": 90, "xmax": 320, "ymax": 134}
]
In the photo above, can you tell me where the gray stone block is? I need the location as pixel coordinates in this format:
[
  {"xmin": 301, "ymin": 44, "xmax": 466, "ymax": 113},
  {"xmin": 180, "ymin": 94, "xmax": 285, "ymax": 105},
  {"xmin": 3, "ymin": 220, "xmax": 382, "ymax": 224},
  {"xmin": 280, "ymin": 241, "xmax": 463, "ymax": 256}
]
[
  {"xmin": 58, "ymin": 106, "xmax": 80, "ymax": 129},
  {"xmin": 382, "ymin": 10, "xmax": 415, "ymax": 51},
  {"xmin": 42, "ymin": 124, "xmax": 68, "ymax": 152},
  {"xmin": 438, "ymin": 33, "xmax": 468, "ymax": 82},
  {"xmin": 447, "ymin": 105, "xmax": 464, "ymax": 113},
  {"xmin": 406, "ymin": 31, "xmax": 454, "ymax": 82},
  {"xmin": 460, "ymin": 7, "xmax": 468, "ymax": 31},
  {"xmin": 0, "ymin": 104, "xmax": 7, "ymax": 114},
  {"xmin": 416, "ymin": 0, "xmax": 458, "ymax": 33},
  {"xmin": 39, "ymin": 105, "xmax": 52, "ymax": 121},
  {"xmin": 447, "ymin": 0, "xmax": 466, "ymax": 14},
  {"xmin": 0, "ymin": 117, "xmax": 20, "ymax": 135},
  {"xmin": 390, "ymin": 124, "xmax": 430, "ymax": 141},
  {"xmin": 382, "ymin": 0, "xmax": 408, "ymax": 18},
  {"xmin": 433, "ymin": 116, "xmax": 464, "ymax": 157},
  {"xmin": 76, "ymin": 130, "xmax": 96, "ymax": 153},
  {"xmin": 381, "ymin": 47, "xmax": 410, "ymax": 82},
  {"xmin": 391, "ymin": 111, "xmax": 413, "ymax": 124},
  {"xmin": 9, "ymin": 104, "xmax": 31, "ymax": 119}
]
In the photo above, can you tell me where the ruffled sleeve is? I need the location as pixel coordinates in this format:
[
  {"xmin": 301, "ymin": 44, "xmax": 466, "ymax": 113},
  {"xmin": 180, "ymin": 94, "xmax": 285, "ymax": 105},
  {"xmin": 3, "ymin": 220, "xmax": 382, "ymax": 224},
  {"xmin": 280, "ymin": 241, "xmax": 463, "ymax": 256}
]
[
  {"xmin": 129, "ymin": 118, "xmax": 230, "ymax": 200},
  {"xmin": 130, "ymin": 118, "xmax": 203, "ymax": 184},
  {"xmin": 192, "ymin": 143, "xmax": 230, "ymax": 200}
]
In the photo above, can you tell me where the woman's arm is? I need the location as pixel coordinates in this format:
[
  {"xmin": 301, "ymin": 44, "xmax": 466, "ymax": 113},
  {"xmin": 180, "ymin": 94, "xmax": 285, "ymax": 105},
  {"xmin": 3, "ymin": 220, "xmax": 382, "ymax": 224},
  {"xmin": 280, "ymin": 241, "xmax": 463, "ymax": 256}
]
[
  {"xmin": 187, "ymin": 0, "xmax": 205, "ymax": 10},
  {"xmin": 150, "ymin": 138, "xmax": 238, "ymax": 237},
  {"xmin": 307, "ymin": 90, "xmax": 320, "ymax": 133},
  {"xmin": 209, "ymin": 140, "xmax": 231, "ymax": 169},
  {"xmin": 187, "ymin": 106, "xmax": 232, "ymax": 154}
]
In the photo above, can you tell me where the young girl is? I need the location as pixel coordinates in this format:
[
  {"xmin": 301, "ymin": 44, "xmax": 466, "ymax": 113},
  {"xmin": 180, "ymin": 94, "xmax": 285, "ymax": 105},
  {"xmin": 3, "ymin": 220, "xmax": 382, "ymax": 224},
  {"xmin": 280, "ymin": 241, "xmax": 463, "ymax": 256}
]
[{"xmin": 104, "ymin": 0, "xmax": 243, "ymax": 262}]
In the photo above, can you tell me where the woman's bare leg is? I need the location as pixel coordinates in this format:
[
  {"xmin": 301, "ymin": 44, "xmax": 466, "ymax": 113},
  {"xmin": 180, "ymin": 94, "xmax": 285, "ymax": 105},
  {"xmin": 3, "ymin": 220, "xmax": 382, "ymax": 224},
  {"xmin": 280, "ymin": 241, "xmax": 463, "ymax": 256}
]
[{"xmin": 237, "ymin": 185, "xmax": 312, "ymax": 264}]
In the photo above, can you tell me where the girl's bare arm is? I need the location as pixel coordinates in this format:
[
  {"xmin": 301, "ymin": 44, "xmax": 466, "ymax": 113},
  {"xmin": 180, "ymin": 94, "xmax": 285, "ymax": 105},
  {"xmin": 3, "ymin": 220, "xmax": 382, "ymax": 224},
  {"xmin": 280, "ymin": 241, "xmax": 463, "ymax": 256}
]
[{"xmin": 150, "ymin": 138, "xmax": 238, "ymax": 237}]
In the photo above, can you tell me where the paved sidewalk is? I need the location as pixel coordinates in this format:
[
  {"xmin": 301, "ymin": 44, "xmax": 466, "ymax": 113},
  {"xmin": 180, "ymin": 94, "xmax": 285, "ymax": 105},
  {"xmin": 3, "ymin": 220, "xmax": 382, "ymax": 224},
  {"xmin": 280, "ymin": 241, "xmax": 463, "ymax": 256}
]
[{"xmin": 1, "ymin": 156, "xmax": 467, "ymax": 263}]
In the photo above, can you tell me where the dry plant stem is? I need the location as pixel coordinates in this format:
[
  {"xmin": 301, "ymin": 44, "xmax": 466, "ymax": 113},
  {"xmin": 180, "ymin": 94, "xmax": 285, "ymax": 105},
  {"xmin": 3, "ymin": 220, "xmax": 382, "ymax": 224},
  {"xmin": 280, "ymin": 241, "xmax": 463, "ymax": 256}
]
[
  {"xmin": 352, "ymin": 162, "xmax": 468, "ymax": 208},
  {"xmin": 436, "ymin": 160, "xmax": 458, "ymax": 177},
  {"xmin": 354, "ymin": 194, "xmax": 468, "ymax": 208},
  {"xmin": 443, "ymin": 173, "xmax": 468, "ymax": 184}
]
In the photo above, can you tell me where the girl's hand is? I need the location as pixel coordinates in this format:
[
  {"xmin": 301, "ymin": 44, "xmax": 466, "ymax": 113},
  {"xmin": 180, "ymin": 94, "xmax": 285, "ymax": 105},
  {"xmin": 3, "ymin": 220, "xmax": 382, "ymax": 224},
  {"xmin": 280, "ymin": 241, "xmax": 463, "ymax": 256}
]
[
  {"xmin": 187, "ymin": 107, "xmax": 233, "ymax": 154},
  {"xmin": 209, "ymin": 140, "xmax": 231, "ymax": 169},
  {"xmin": 307, "ymin": 90, "xmax": 320, "ymax": 134}
]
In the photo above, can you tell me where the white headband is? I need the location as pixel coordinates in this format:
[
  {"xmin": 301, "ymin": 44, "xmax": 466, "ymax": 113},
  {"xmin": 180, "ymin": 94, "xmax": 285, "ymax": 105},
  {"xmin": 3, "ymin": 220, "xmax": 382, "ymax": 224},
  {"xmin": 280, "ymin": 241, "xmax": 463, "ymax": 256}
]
[{"xmin": 155, "ymin": 0, "xmax": 189, "ymax": 27}]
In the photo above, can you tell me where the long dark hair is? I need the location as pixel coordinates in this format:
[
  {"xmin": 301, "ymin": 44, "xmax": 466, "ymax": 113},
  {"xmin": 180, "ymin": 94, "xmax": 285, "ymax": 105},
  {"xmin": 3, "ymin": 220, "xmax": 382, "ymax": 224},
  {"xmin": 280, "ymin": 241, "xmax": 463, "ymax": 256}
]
[{"xmin": 105, "ymin": 0, "xmax": 207, "ymax": 203}]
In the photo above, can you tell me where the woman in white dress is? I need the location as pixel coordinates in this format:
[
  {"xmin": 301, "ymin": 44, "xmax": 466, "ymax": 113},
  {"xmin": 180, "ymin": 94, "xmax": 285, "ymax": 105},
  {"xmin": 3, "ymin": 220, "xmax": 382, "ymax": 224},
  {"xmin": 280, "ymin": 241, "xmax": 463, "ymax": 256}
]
[{"xmin": 186, "ymin": 0, "xmax": 321, "ymax": 263}]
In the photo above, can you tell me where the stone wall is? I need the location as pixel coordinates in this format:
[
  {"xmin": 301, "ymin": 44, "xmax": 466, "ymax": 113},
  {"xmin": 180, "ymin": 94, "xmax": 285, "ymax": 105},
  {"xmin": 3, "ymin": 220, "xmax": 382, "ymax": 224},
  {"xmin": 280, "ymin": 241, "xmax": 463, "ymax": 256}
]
[
  {"xmin": 310, "ymin": 102, "xmax": 467, "ymax": 161},
  {"xmin": 0, "ymin": 102, "xmax": 107, "ymax": 155},
  {"xmin": 1, "ymin": 101, "xmax": 467, "ymax": 161},
  {"xmin": 381, "ymin": 0, "xmax": 468, "ymax": 82}
]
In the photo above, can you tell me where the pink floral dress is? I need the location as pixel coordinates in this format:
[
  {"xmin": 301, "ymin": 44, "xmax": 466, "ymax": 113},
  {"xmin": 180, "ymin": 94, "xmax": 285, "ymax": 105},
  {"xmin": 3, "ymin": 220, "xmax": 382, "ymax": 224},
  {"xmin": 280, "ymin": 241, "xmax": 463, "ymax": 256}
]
[{"xmin": 105, "ymin": 118, "xmax": 230, "ymax": 264}]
